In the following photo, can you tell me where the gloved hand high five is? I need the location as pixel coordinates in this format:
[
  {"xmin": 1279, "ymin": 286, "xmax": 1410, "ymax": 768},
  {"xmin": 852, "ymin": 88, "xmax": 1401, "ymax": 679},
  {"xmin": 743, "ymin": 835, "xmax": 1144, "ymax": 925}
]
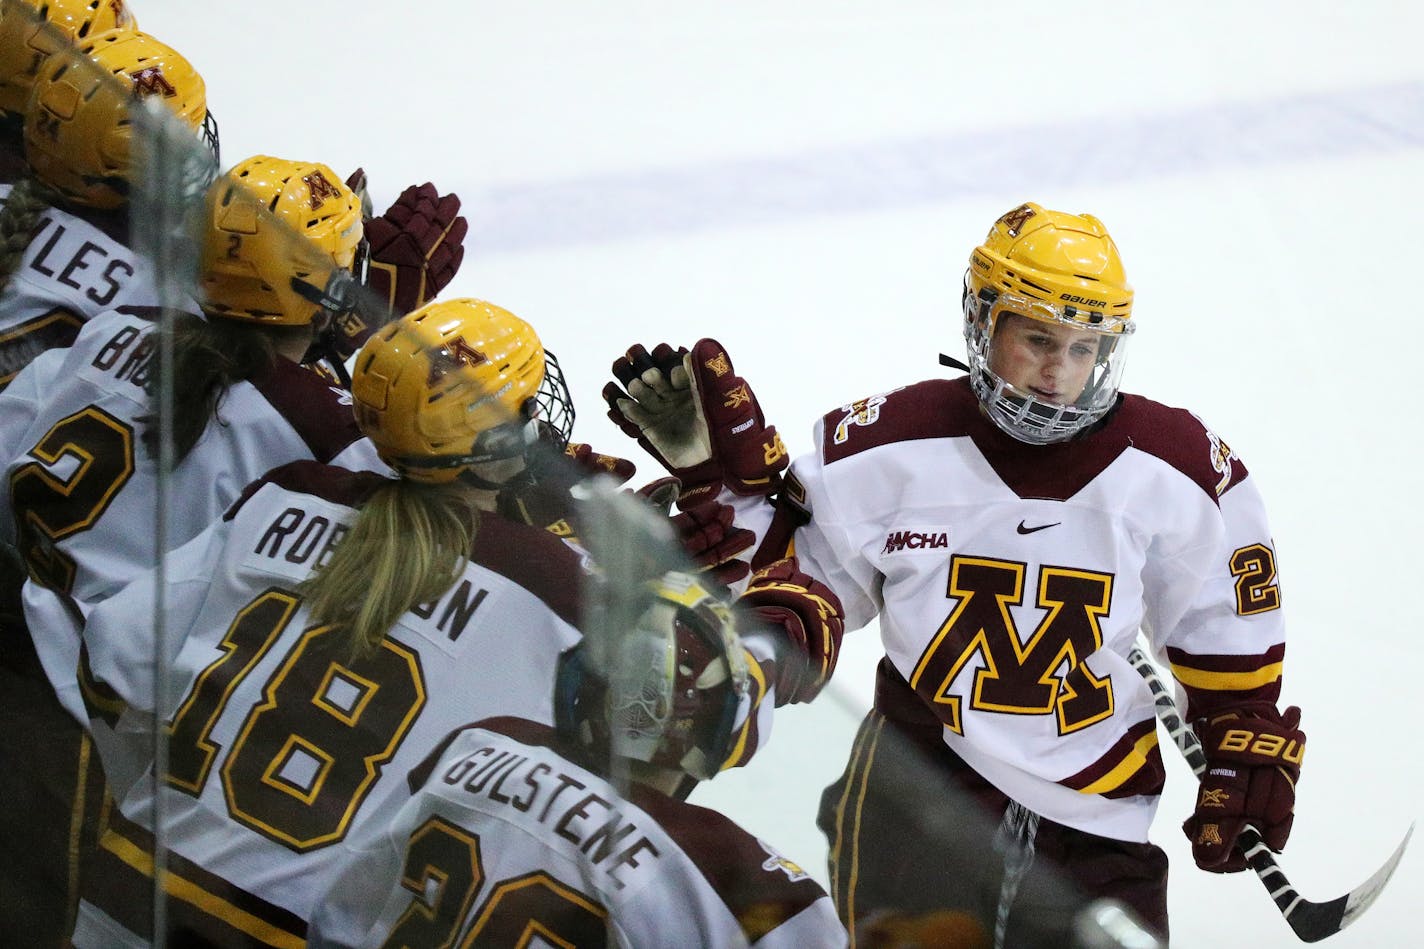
[
  {"xmin": 633, "ymin": 477, "xmax": 755, "ymax": 587},
  {"xmin": 1183, "ymin": 704, "xmax": 1305, "ymax": 872},
  {"xmin": 736, "ymin": 558, "xmax": 844, "ymax": 704},
  {"xmin": 603, "ymin": 339, "xmax": 788, "ymax": 507},
  {"xmin": 365, "ymin": 181, "xmax": 468, "ymax": 317},
  {"xmin": 329, "ymin": 172, "xmax": 469, "ymax": 362}
]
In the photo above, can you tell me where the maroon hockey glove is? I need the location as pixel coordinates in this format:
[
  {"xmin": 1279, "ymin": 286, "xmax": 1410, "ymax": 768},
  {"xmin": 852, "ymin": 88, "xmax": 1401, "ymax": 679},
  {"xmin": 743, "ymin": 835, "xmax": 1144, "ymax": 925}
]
[
  {"xmin": 496, "ymin": 442, "xmax": 636, "ymax": 535},
  {"xmin": 671, "ymin": 500, "xmax": 755, "ymax": 586},
  {"xmin": 364, "ymin": 182, "xmax": 468, "ymax": 317},
  {"xmin": 632, "ymin": 477, "xmax": 755, "ymax": 586},
  {"xmin": 737, "ymin": 558, "xmax": 844, "ymax": 704},
  {"xmin": 1183, "ymin": 704, "xmax": 1305, "ymax": 872},
  {"xmin": 565, "ymin": 441, "xmax": 637, "ymax": 485},
  {"xmin": 603, "ymin": 338, "xmax": 789, "ymax": 507}
]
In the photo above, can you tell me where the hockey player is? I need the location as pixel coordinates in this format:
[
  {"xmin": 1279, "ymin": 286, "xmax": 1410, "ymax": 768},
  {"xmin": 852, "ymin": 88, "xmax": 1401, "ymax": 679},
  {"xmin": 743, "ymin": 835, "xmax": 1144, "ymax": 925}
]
[
  {"xmin": 0, "ymin": 13, "xmax": 468, "ymax": 389},
  {"xmin": 0, "ymin": 154, "xmax": 384, "ymax": 942},
  {"xmin": 65, "ymin": 297, "xmax": 772, "ymax": 947},
  {"xmin": 307, "ymin": 571, "xmax": 847, "ymax": 949},
  {"xmin": 0, "ymin": 24, "xmax": 215, "ymax": 386},
  {"xmin": 601, "ymin": 202, "xmax": 1307, "ymax": 944}
]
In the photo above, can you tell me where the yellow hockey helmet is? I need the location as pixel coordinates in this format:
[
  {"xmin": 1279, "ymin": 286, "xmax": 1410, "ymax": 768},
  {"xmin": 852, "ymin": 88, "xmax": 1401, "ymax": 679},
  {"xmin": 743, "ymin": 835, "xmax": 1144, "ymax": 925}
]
[
  {"xmin": 351, "ymin": 297, "xmax": 574, "ymax": 484},
  {"xmin": 962, "ymin": 202, "xmax": 1136, "ymax": 444},
  {"xmin": 23, "ymin": 28, "xmax": 210, "ymax": 210},
  {"xmin": 0, "ymin": 0, "xmax": 137, "ymax": 116},
  {"xmin": 199, "ymin": 154, "xmax": 364, "ymax": 326}
]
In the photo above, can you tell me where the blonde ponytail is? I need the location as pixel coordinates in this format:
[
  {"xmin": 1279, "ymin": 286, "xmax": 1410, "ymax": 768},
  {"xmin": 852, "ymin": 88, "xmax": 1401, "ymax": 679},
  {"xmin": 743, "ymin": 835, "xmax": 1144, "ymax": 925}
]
[{"xmin": 300, "ymin": 480, "xmax": 479, "ymax": 658}]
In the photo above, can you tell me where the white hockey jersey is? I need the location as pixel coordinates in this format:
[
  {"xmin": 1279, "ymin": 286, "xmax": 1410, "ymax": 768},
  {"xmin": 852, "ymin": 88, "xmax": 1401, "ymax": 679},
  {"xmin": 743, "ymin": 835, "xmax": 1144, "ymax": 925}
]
[
  {"xmin": 72, "ymin": 463, "xmax": 590, "ymax": 948},
  {"xmin": 0, "ymin": 307, "xmax": 387, "ymax": 725},
  {"xmin": 776, "ymin": 377, "xmax": 1288, "ymax": 843},
  {"xmin": 308, "ymin": 717, "xmax": 846, "ymax": 949},
  {"xmin": 0, "ymin": 181, "xmax": 198, "ymax": 387}
]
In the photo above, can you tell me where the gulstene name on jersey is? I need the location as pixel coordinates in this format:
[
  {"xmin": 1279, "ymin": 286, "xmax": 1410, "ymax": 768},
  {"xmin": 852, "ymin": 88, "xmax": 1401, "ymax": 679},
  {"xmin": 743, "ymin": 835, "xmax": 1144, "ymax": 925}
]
[{"xmin": 440, "ymin": 742, "xmax": 663, "ymax": 890}]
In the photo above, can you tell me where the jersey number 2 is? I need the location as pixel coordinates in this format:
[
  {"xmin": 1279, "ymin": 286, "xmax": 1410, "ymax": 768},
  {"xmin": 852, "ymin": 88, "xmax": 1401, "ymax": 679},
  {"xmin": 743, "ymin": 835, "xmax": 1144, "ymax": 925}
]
[{"xmin": 382, "ymin": 816, "xmax": 609, "ymax": 948}]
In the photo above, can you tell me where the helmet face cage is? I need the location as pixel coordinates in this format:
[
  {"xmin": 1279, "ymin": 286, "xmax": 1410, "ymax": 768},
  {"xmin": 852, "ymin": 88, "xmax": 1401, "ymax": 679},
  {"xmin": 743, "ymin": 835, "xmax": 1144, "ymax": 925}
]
[
  {"xmin": 533, "ymin": 348, "xmax": 575, "ymax": 449},
  {"xmin": 962, "ymin": 278, "xmax": 1134, "ymax": 445}
]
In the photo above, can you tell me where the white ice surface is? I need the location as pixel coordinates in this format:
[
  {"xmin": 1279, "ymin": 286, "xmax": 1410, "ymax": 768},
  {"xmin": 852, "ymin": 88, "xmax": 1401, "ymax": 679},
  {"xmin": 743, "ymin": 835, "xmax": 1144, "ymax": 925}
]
[{"xmin": 134, "ymin": 3, "xmax": 1424, "ymax": 944}]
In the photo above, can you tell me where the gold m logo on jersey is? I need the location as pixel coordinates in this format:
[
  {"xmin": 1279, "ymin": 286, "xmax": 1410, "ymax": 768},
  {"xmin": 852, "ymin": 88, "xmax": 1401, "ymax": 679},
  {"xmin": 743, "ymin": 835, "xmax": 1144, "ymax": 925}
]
[
  {"xmin": 909, "ymin": 556, "xmax": 1116, "ymax": 735},
  {"xmin": 129, "ymin": 66, "xmax": 177, "ymax": 99},
  {"xmin": 303, "ymin": 171, "xmax": 341, "ymax": 210}
]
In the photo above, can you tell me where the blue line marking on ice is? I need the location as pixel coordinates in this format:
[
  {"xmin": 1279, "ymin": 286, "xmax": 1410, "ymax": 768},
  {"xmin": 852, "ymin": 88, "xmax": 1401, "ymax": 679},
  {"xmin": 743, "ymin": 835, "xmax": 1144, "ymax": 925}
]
[{"xmin": 471, "ymin": 80, "xmax": 1424, "ymax": 253}]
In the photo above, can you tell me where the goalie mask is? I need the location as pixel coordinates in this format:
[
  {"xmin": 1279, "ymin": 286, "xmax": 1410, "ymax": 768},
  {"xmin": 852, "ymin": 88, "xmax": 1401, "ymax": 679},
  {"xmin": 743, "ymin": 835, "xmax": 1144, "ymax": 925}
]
[
  {"xmin": 555, "ymin": 571, "xmax": 749, "ymax": 786},
  {"xmin": 200, "ymin": 154, "xmax": 363, "ymax": 326},
  {"xmin": 351, "ymin": 297, "xmax": 575, "ymax": 484},
  {"xmin": 23, "ymin": 28, "xmax": 218, "ymax": 210},
  {"xmin": 963, "ymin": 202, "xmax": 1135, "ymax": 444},
  {"xmin": 0, "ymin": 0, "xmax": 137, "ymax": 117}
]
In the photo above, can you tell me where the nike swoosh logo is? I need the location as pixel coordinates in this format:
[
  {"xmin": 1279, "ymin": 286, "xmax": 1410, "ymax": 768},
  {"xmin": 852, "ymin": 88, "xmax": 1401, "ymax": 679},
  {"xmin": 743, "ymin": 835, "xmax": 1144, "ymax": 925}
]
[{"xmin": 1017, "ymin": 520, "xmax": 1060, "ymax": 535}]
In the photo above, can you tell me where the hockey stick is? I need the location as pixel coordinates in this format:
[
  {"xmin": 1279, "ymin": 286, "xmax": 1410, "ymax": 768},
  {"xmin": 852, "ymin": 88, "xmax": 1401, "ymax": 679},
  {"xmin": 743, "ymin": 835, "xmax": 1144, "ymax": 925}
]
[{"xmin": 1126, "ymin": 647, "xmax": 1412, "ymax": 943}]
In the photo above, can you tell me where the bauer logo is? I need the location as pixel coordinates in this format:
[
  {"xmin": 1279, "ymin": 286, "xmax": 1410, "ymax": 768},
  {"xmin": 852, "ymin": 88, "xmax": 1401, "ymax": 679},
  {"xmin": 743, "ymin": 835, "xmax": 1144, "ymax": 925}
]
[{"xmin": 882, "ymin": 529, "xmax": 949, "ymax": 554}]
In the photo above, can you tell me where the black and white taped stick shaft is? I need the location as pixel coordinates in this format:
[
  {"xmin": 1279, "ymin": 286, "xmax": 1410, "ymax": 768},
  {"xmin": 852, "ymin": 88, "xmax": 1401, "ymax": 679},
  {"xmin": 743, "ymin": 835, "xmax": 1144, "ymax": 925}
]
[{"xmin": 1127, "ymin": 646, "xmax": 1412, "ymax": 943}]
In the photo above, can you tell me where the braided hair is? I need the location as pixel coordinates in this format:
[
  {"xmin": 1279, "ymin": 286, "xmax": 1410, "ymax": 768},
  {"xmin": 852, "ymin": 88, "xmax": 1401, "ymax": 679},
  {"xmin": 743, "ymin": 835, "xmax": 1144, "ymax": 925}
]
[{"xmin": 0, "ymin": 174, "xmax": 55, "ymax": 292}]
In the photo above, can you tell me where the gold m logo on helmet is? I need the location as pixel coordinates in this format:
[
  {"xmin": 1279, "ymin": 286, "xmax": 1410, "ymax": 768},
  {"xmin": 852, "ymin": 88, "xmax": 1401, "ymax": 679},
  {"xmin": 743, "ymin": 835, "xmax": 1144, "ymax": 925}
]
[
  {"xmin": 129, "ymin": 66, "xmax": 177, "ymax": 99},
  {"xmin": 704, "ymin": 353, "xmax": 731, "ymax": 377},
  {"xmin": 997, "ymin": 203, "xmax": 1037, "ymax": 237},
  {"xmin": 1200, "ymin": 788, "xmax": 1230, "ymax": 808},
  {"xmin": 425, "ymin": 335, "xmax": 488, "ymax": 386},
  {"xmin": 303, "ymin": 171, "xmax": 341, "ymax": 210}
]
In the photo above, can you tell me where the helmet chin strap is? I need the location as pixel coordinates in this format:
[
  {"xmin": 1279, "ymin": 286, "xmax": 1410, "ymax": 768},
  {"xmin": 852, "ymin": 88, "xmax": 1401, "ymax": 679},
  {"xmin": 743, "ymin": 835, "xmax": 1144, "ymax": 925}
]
[
  {"xmin": 458, "ymin": 468, "xmax": 524, "ymax": 492},
  {"xmin": 939, "ymin": 352, "xmax": 971, "ymax": 373}
]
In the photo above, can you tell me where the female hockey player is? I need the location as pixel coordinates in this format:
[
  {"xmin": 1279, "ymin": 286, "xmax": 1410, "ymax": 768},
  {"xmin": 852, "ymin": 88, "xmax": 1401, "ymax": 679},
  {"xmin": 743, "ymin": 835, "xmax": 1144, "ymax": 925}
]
[
  {"xmin": 0, "ymin": 22, "xmax": 214, "ymax": 386},
  {"xmin": 66, "ymin": 296, "xmax": 781, "ymax": 947},
  {"xmin": 602, "ymin": 201, "xmax": 1306, "ymax": 945},
  {"xmin": 0, "ymin": 153, "xmax": 380, "ymax": 942},
  {"xmin": 308, "ymin": 571, "xmax": 847, "ymax": 949}
]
